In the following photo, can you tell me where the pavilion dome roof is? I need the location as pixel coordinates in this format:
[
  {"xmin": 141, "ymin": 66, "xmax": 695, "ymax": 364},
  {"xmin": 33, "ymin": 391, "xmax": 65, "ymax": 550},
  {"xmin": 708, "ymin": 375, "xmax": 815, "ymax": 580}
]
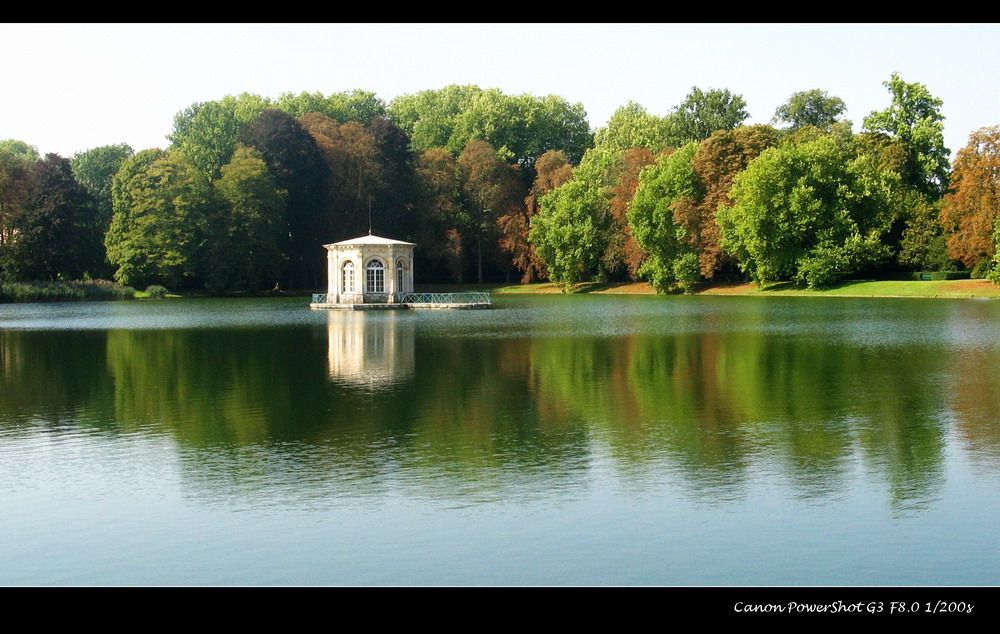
[{"xmin": 324, "ymin": 233, "xmax": 416, "ymax": 248}]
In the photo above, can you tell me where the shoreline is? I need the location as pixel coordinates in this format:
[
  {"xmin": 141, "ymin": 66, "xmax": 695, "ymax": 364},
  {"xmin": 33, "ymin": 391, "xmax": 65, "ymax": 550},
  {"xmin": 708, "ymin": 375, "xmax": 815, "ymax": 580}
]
[
  {"xmin": 6, "ymin": 279, "xmax": 998, "ymax": 303},
  {"xmin": 482, "ymin": 279, "xmax": 1000, "ymax": 300}
]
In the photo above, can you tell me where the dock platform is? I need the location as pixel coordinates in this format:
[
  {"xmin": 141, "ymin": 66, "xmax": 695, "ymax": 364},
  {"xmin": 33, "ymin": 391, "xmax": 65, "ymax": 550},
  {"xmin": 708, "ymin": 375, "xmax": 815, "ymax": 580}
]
[{"xmin": 310, "ymin": 292, "xmax": 492, "ymax": 310}]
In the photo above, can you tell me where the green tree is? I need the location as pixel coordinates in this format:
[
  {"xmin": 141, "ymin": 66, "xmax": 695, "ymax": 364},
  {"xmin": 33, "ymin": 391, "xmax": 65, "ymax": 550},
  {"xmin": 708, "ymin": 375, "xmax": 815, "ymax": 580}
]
[
  {"xmin": 207, "ymin": 146, "xmax": 288, "ymax": 292},
  {"xmin": 593, "ymin": 101, "xmax": 673, "ymax": 154},
  {"xmin": 530, "ymin": 176, "xmax": 608, "ymax": 288},
  {"xmin": 108, "ymin": 148, "xmax": 166, "ymax": 237},
  {"xmin": 0, "ymin": 139, "xmax": 40, "ymax": 163},
  {"xmin": 106, "ymin": 150, "xmax": 215, "ymax": 288},
  {"xmin": 989, "ymin": 220, "xmax": 1000, "ymax": 284},
  {"xmin": 390, "ymin": 86, "xmax": 591, "ymax": 170},
  {"xmin": 388, "ymin": 85, "xmax": 484, "ymax": 153},
  {"xmin": 70, "ymin": 143, "xmax": 134, "ymax": 275},
  {"xmin": 168, "ymin": 93, "xmax": 272, "ymax": 180},
  {"xmin": 528, "ymin": 144, "xmax": 630, "ymax": 287},
  {"xmin": 850, "ymin": 130, "xmax": 937, "ymax": 269},
  {"xmin": 773, "ymin": 89, "xmax": 847, "ymax": 131},
  {"xmin": 666, "ymin": 87, "xmax": 749, "ymax": 145},
  {"xmin": 0, "ymin": 142, "xmax": 35, "ymax": 249},
  {"xmin": 718, "ymin": 136, "xmax": 896, "ymax": 288},
  {"xmin": 448, "ymin": 89, "xmax": 525, "ymax": 162},
  {"xmin": 501, "ymin": 150, "xmax": 573, "ymax": 282},
  {"xmin": 863, "ymin": 72, "xmax": 949, "ymax": 199},
  {"xmin": 1, "ymin": 154, "xmax": 100, "ymax": 281},
  {"xmin": 71, "ymin": 144, "xmax": 134, "ymax": 216},
  {"xmin": 522, "ymin": 94, "xmax": 593, "ymax": 167},
  {"xmin": 449, "ymin": 90, "xmax": 592, "ymax": 169},
  {"xmin": 627, "ymin": 142, "xmax": 702, "ymax": 292},
  {"xmin": 275, "ymin": 89, "xmax": 386, "ymax": 124},
  {"xmin": 898, "ymin": 197, "xmax": 952, "ymax": 271}
]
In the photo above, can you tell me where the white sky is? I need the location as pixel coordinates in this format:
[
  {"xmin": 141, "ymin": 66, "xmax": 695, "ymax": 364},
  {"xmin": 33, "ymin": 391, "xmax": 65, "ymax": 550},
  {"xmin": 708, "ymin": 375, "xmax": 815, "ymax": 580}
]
[{"xmin": 2, "ymin": 23, "xmax": 997, "ymax": 161}]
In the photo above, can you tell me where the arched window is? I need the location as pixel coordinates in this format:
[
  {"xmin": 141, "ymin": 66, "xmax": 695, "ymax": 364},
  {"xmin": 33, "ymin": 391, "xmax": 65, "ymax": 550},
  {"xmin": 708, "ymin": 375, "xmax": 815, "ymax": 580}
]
[
  {"xmin": 342, "ymin": 261, "xmax": 355, "ymax": 293},
  {"xmin": 366, "ymin": 259, "xmax": 385, "ymax": 293},
  {"xmin": 396, "ymin": 259, "xmax": 406, "ymax": 293}
]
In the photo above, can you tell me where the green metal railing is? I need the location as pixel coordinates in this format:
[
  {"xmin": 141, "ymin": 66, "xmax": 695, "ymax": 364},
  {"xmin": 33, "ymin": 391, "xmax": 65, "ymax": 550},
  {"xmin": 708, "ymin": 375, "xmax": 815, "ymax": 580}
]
[
  {"xmin": 313, "ymin": 292, "xmax": 491, "ymax": 305},
  {"xmin": 402, "ymin": 292, "xmax": 491, "ymax": 305}
]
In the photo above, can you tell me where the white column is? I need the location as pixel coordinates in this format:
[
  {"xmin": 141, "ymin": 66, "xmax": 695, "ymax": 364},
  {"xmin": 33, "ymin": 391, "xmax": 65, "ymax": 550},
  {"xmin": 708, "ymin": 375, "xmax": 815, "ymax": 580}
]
[
  {"xmin": 327, "ymin": 248, "xmax": 336, "ymax": 302},
  {"xmin": 408, "ymin": 252, "xmax": 413, "ymax": 293},
  {"xmin": 387, "ymin": 249, "xmax": 396, "ymax": 301}
]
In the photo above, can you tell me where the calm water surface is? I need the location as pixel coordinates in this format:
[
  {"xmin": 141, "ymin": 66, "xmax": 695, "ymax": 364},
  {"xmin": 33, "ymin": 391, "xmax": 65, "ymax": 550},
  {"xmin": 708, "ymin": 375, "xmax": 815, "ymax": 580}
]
[{"xmin": 1, "ymin": 295, "xmax": 998, "ymax": 585}]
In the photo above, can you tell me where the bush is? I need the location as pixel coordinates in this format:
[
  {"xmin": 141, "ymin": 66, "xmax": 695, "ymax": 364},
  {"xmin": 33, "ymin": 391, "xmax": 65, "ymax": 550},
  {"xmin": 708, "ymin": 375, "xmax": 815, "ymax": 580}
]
[
  {"xmin": 0, "ymin": 279, "xmax": 135, "ymax": 303},
  {"xmin": 971, "ymin": 258, "xmax": 993, "ymax": 279},
  {"xmin": 144, "ymin": 285, "xmax": 169, "ymax": 298},
  {"xmin": 793, "ymin": 236, "xmax": 891, "ymax": 289},
  {"xmin": 672, "ymin": 253, "xmax": 701, "ymax": 294},
  {"xmin": 795, "ymin": 248, "xmax": 851, "ymax": 289}
]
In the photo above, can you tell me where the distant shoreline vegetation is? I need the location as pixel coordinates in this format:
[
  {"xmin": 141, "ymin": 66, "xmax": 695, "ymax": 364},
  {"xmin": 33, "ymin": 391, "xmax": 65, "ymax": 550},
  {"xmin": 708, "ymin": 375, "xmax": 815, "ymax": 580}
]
[
  {"xmin": 0, "ymin": 280, "xmax": 135, "ymax": 303},
  {"xmin": 488, "ymin": 278, "xmax": 1000, "ymax": 300},
  {"xmin": 3, "ymin": 278, "xmax": 999, "ymax": 303},
  {"xmin": 424, "ymin": 278, "xmax": 1000, "ymax": 300},
  {"xmin": 2, "ymin": 79, "xmax": 998, "ymax": 295}
]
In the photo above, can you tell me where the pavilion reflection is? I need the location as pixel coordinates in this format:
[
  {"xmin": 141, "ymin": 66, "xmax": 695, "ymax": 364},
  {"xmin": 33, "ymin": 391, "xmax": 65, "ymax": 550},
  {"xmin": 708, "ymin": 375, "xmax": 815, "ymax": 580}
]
[{"xmin": 325, "ymin": 310, "xmax": 415, "ymax": 390}]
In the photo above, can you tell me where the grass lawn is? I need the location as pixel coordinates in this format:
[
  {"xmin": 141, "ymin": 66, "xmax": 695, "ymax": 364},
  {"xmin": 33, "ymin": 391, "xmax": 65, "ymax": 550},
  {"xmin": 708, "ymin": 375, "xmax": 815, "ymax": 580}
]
[
  {"xmin": 700, "ymin": 279, "xmax": 1000, "ymax": 298},
  {"xmin": 485, "ymin": 279, "xmax": 1000, "ymax": 299},
  {"xmin": 115, "ymin": 279, "xmax": 1000, "ymax": 300}
]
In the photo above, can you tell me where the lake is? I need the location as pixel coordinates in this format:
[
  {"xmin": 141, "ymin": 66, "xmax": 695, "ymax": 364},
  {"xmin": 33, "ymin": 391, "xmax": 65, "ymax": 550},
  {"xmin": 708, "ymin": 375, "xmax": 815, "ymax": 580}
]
[{"xmin": 1, "ymin": 294, "xmax": 998, "ymax": 585}]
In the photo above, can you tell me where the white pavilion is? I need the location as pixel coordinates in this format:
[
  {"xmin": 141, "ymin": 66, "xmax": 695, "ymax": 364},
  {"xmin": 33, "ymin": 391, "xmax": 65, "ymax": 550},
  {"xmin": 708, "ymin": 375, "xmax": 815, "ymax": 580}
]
[{"xmin": 309, "ymin": 234, "xmax": 490, "ymax": 310}]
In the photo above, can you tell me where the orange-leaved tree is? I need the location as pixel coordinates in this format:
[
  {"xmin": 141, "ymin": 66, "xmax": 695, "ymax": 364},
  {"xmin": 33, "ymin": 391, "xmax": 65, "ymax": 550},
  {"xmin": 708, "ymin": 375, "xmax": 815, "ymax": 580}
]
[{"xmin": 940, "ymin": 126, "xmax": 1000, "ymax": 272}]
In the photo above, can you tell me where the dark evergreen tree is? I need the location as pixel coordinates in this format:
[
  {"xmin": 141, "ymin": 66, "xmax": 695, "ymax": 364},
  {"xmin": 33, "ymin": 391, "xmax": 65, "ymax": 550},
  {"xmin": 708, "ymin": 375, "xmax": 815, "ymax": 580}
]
[
  {"xmin": 369, "ymin": 115, "xmax": 418, "ymax": 239},
  {"xmin": 413, "ymin": 148, "xmax": 464, "ymax": 282},
  {"xmin": 459, "ymin": 139, "xmax": 527, "ymax": 283},
  {"xmin": 241, "ymin": 109, "xmax": 328, "ymax": 288},
  {"xmin": 298, "ymin": 113, "xmax": 380, "ymax": 241},
  {"xmin": 1, "ymin": 154, "xmax": 101, "ymax": 281}
]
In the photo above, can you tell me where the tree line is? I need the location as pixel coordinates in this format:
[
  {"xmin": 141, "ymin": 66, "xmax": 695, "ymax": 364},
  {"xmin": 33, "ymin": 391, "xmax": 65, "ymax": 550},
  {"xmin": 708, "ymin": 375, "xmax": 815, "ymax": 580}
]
[{"xmin": 1, "ymin": 77, "xmax": 998, "ymax": 292}]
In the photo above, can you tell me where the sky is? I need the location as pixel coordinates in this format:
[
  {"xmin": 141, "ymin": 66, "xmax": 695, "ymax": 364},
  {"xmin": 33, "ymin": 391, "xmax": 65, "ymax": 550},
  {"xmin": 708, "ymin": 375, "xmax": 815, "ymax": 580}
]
[{"xmin": 2, "ymin": 23, "xmax": 998, "ymax": 161}]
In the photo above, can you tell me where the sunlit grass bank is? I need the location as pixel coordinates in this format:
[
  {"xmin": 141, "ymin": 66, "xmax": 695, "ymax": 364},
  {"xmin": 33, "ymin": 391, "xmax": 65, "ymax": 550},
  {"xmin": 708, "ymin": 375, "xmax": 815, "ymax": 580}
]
[
  {"xmin": 490, "ymin": 279, "xmax": 1000, "ymax": 299},
  {"xmin": 700, "ymin": 279, "xmax": 1000, "ymax": 298},
  {"xmin": 9, "ymin": 278, "xmax": 992, "ymax": 303}
]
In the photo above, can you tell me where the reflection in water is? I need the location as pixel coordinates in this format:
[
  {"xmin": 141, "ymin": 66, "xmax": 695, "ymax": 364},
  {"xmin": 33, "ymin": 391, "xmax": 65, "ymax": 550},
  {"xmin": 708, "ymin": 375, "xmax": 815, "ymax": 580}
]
[
  {"xmin": 0, "ymin": 297, "xmax": 996, "ymax": 509},
  {"xmin": 0, "ymin": 329, "xmax": 115, "ymax": 430},
  {"xmin": 325, "ymin": 311, "xmax": 414, "ymax": 391},
  {"xmin": 2, "ymin": 297, "xmax": 1000, "ymax": 584}
]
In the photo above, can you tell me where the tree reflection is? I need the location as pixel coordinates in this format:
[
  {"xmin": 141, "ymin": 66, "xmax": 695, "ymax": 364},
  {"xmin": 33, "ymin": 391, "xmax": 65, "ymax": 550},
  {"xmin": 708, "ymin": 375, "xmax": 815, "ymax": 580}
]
[{"xmin": 0, "ymin": 297, "xmax": 994, "ymax": 509}]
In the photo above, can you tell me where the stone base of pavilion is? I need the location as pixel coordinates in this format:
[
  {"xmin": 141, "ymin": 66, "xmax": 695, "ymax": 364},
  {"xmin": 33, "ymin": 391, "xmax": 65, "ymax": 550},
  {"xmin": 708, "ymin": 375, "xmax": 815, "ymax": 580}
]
[
  {"xmin": 309, "ymin": 292, "xmax": 492, "ymax": 310},
  {"xmin": 309, "ymin": 301, "xmax": 490, "ymax": 310}
]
